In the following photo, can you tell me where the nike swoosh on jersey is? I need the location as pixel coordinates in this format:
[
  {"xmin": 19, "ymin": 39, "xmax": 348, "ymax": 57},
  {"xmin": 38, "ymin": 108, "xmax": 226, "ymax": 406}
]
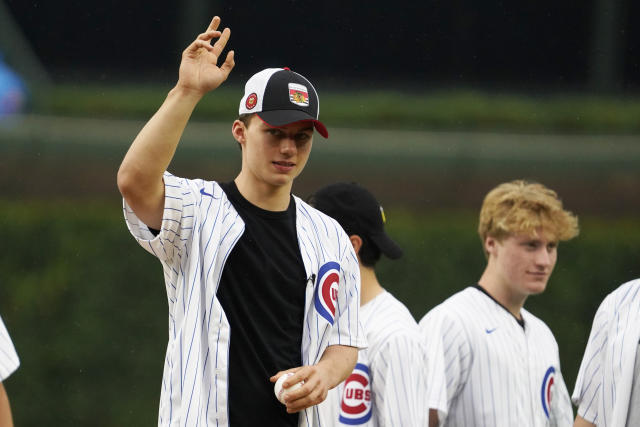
[
  {"xmin": 485, "ymin": 328, "xmax": 497, "ymax": 334},
  {"xmin": 200, "ymin": 188, "xmax": 214, "ymax": 197}
]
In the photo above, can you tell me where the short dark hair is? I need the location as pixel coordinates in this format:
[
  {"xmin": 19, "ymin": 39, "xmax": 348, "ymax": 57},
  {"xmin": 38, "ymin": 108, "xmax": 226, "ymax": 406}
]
[
  {"xmin": 358, "ymin": 234, "xmax": 382, "ymax": 267},
  {"xmin": 235, "ymin": 113, "xmax": 256, "ymax": 150},
  {"xmin": 238, "ymin": 113, "xmax": 255, "ymax": 128}
]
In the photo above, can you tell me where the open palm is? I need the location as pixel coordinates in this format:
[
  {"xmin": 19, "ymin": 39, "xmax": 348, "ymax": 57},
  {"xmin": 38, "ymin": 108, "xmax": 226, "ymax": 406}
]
[{"xmin": 177, "ymin": 16, "xmax": 235, "ymax": 95}]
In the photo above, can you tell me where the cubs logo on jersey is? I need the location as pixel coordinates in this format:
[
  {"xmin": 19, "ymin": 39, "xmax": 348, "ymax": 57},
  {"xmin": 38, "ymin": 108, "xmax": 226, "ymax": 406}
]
[
  {"xmin": 314, "ymin": 261, "xmax": 340, "ymax": 325},
  {"xmin": 540, "ymin": 366, "xmax": 556, "ymax": 418},
  {"xmin": 339, "ymin": 363, "xmax": 372, "ymax": 425}
]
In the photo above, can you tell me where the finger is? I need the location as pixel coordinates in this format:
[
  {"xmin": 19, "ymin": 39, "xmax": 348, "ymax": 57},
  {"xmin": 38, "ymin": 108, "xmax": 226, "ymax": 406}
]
[
  {"xmin": 211, "ymin": 27, "xmax": 231, "ymax": 57},
  {"xmin": 206, "ymin": 16, "xmax": 221, "ymax": 32},
  {"xmin": 197, "ymin": 30, "xmax": 221, "ymax": 42},
  {"xmin": 282, "ymin": 369, "xmax": 308, "ymax": 389},
  {"xmin": 269, "ymin": 366, "xmax": 300, "ymax": 383},
  {"xmin": 219, "ymin": 51, "xmax": 235, "ymax": 77}
]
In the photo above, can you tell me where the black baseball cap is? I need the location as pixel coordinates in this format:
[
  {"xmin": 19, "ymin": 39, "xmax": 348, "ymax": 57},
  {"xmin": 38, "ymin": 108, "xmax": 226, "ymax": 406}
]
[
  {"xmin": 238, "ymin": 67, "xmax": 329, "ymax": 138},
  {"xmin": 310, "ymin": 182, "xmax": 403, "ymax": 260}
]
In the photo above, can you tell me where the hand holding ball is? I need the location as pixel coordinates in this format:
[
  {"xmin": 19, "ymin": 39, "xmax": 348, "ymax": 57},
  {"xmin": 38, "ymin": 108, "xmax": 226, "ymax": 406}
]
[{"xmin": 274, "ymin": 372, "xmax": 303, "ymax": 404}]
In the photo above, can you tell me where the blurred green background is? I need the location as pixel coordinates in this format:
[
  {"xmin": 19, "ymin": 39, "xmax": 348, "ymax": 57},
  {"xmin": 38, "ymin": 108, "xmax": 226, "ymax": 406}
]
[{"xmin": 1, "ymin": 0, "xmax": 640, "ymax": 425}]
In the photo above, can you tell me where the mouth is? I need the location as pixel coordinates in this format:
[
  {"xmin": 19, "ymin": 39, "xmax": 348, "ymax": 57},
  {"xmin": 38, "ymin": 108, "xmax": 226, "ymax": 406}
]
[
  {"xmin": 527, "ymin": 271, "xmax": 548, "ymax": 280},
  {"xmin": 272, "ymin": 161, "xmax": 295, "ymax": 172}
]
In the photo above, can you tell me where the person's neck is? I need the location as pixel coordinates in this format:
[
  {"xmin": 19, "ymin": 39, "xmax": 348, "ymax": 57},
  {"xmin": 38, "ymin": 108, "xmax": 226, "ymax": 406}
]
[
  {"xmin": 234, "ymin": 174, "xmax": 292, "ymax": 211},
  {"xmin": 359, "ymin": 265, "xmax": 384, "ymax": 306},
  {"xmin": 477, "ymin": 267, "xmax": 527, "ymax": 320}
]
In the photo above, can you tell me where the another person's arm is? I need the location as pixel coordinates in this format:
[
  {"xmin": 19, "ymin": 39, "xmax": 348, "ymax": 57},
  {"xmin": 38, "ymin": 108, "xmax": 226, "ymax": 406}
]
[
  {"xmin": 0, "ymin": 382, "xmax": 14, "ymax": 427},
  {"xmin": 117, "ymin": 16, "xmax": 234, "ymax": 229},
  {"xmin": 574, "ymin": 415, "xmax": 596, "ymax": 427}
]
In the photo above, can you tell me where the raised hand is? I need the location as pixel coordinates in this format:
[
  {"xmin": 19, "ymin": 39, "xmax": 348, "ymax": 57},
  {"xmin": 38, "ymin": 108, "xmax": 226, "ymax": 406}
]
[{"xmin": 177, "ymin": 16, "xmax": 235, "ymax": 96}]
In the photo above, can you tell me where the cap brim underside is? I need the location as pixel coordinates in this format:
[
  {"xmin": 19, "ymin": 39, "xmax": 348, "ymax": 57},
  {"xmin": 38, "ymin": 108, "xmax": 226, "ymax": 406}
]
[
  {"xmin": 258, "ymin": 110, "xmax": 329, "ymax": 138},
  {"xmin": 370, "ymin": 231, "xmax": 404, "ymax": 260}
]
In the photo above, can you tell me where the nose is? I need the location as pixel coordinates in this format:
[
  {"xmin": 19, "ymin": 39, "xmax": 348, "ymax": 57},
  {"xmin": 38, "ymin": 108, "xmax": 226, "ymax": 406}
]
[
  {"xmin": 280, "ymin": 136, "xmax": 296, "ymax": 155},
  {"xmin": 535, "ymin": 247, "xmax": 553, "ymax": 268}
]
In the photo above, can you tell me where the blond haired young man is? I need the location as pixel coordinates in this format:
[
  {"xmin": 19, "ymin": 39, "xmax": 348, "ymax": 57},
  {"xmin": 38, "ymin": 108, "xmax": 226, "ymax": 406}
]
[
  {"xmin": 117, "ymin": 16, "xmax": 364, "ymax": 426},
  {"xmin": 420, "ymin": 180, "xmax": 579, "ymax": 427}
]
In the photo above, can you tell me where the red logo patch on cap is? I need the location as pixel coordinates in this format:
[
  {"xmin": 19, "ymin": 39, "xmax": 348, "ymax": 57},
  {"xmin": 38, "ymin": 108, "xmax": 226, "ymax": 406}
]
[
  {"xmin": 245, "ymin": 93, "xmax": 258, "ymax": 110},
  {"xmin": 288, "ymin": 83, "xmax": 309, "ymax": 107}
]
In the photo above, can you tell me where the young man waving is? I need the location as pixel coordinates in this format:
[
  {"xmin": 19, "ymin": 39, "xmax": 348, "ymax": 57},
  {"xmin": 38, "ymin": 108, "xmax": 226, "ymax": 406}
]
[{"xmin": 117, "ymin": 16, "xmax": 364, "ymax": 426}]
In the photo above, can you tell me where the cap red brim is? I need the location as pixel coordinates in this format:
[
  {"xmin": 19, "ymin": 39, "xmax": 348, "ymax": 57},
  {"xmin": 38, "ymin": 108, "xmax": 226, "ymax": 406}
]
[{"xmin": 257, "ymin": 111, "xmax": 329, "ymax": 138}]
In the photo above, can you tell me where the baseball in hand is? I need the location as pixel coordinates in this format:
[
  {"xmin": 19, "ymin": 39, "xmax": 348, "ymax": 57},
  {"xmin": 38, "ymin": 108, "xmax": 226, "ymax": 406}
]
[{"xmin": 274, "ymin": 372, "xmax": 303, "ymax": 404}]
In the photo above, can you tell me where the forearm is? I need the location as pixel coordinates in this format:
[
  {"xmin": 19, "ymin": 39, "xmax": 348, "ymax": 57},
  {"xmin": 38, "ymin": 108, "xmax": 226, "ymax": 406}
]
[
  {"xmin": 574, "ymin": 415, "xmax": 595, "ymax": 427},
  {"xmin": 317, "ymin": 344, "xmax": 358, "ymax": 389},
  {"xmin": 0, "ymin": 382, "xmax": 14, "ymax": 427},
  {"xmin": 117, "ymin": 86, "xmax": 203, "ymax": 228},
  {"xmin": 119, "ymin": 86, "xmax": 203, "ymax": 190}
]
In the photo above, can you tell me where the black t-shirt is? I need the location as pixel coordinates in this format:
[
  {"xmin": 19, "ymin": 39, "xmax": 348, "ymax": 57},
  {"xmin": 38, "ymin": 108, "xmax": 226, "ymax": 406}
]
[{"xmin": 217, "ymin": 181, "xmax": 307, "ymax": 426}]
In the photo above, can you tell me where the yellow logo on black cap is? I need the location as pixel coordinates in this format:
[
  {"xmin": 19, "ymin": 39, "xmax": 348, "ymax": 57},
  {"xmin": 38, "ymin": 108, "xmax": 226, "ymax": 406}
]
[{"xmin": 380, "ymin": 206, "xmax": 386, "ymax": 224}]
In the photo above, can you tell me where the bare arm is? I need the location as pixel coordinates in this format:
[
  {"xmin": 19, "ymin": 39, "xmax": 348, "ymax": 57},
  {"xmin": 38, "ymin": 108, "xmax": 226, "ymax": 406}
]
[
  {"xmin": 429, "ymin": 409, "xmax": 439, "ymax": 427},
  {"xmin": 0, "ymin": 382, "xmax": 13, "ymax": 427},
  {"xmin": 574, "ymin": 415, "xmax": 596, "ymax": 427},
  {"xmin": 117, "ymin": 16, "xmax": 234, "ymax": 229},
  {"xmin": 270, "ymin": 344, "xmax": 358, "ymax": 413}
]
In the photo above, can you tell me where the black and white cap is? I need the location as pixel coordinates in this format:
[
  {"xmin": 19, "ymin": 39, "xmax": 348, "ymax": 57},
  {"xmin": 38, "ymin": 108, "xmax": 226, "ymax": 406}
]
[{"xmin": 238, "ymin": 68, "xmax": 329, "ymax": 138}]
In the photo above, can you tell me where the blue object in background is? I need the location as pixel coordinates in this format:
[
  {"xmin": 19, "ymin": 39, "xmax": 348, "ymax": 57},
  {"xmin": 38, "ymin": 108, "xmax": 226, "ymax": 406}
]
[{"xmin": 0, "ymin": 55, "xmax": 27, "ymax": 116}]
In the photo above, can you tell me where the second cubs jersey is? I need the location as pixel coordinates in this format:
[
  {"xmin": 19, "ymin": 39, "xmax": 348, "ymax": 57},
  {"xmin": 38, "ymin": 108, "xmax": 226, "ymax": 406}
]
[
  {"xmin": 419, "ymin": 286, "xmax": 573, "ymax": 427},
  {"xmin": 0, "ymin": 314, "xmax": 19, "ymax": 381},
  {"xmin": 319, "ymin": 290, "xmax": 430, "ymax": 426},
  {"xmin": 572, "ymin": 278, "xmax": 640, "ymax": 427}
]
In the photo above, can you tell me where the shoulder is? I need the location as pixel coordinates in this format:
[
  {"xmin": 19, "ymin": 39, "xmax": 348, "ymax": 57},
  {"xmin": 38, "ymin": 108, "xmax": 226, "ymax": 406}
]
[
  {"xmin": 366, "ymin": 293, "xmax": 424, "ymax": 357},
  {"xmin": 294, "ymin": 197, "xmax": 346, "ymax": 234},
  {"xmin": 419, "ymin": 287, "xmax": 480, "ymax": 326},
  {"xmin": 605, "ymin": 278, "xmax": 640, "ymax": 310},
  {"xmin": 293, "ymin": 196, "xmax": 352, "ymax": 250},
  {"xmin": 367, "ymin": 292, "xmax": 419, "ymax": 336}
]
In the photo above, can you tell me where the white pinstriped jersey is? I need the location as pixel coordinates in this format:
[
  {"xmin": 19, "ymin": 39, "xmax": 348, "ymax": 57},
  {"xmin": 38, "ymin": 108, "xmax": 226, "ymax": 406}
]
[
  {"xmin": 572, "ymin": 279, "xmax": 640, "ymax": 427},
  {"xmin": 123, "ymin": 173, "xmax": 366, "ymax": 427},
  {"xmin": 318, "ymin": 291, "xmax": 430, "ymax": 426},
  {"xmin": 419, "ymin": 286, "xmax": 573, "ymax": 427},
  {"xmin": 0, "ymin": 315, "xmax": 19, "ymax": 381}
]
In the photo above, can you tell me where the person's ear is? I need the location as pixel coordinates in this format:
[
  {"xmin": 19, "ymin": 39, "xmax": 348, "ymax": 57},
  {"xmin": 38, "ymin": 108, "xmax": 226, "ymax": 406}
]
[
  {"xmin": 232, "ymin": 120, "xmax": 247, "ymax": 146},
  {"xmin": 349, "ymin": 235, "xmax": 363, "ymax": 256},
  {"xmin": 485, "ymin": 235, "xmax": 499, "ymax": 257}
]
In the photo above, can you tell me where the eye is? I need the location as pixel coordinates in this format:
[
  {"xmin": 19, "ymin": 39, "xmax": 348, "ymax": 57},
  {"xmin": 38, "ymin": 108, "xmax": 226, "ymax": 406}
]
[
  {"xmin": 547, "ymin": 242, "xmax": 558, "ymax": 251},
  {"xmin": 295, "ymin": 133, "xmax": 312, "ymax": 144}
]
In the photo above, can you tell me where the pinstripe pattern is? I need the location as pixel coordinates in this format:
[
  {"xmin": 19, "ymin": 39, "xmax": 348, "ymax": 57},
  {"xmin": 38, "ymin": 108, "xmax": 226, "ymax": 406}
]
[
  {"xmin": 318, "ymin": 291, "xmax": 429, "ymax": 426},
  {"xmin": 572, "ymin": 279, "xmax": 640, "ymax": 427},
  {"xmin": 419, "ymin": 287, "xmax": 573, "ymax": 427},
  {"xmin": 123, "ymin": 173, "xmax": 365, "ymax": 427},
  {"xmin": 0, "ymin": 315, "xmax": 19, "ymax": 381}
]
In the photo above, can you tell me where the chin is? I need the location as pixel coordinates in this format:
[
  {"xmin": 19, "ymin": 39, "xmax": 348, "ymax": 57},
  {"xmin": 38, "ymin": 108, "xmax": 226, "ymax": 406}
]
[{"xmin": 525, "ymin": 281, "xmax": 549, "ymax": 295}]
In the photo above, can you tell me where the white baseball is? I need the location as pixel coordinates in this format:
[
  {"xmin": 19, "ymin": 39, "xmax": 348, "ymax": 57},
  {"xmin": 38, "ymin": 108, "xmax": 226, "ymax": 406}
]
[{"xmin": 274, "ymin": 372, "xmax": 303, "ymax": 404}]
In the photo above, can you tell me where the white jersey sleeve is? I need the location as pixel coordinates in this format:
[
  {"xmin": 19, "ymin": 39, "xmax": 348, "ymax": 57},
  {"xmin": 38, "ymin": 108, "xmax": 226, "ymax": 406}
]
[
  {"xmin": 419, "ymin": 304, "xmax": 471, "ymax": 422},
  {"xmin": 123, "ymin": 172, "xmax": 198, "ymax": 264},
  {"xmin": 0, "ymin": 315, "xmax": 20, "ymax": 381}
]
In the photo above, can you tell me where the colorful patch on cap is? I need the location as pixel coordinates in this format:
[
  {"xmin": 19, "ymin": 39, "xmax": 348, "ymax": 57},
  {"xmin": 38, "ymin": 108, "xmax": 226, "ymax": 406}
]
[
  {"xmin": 313, "ymin": 261, "xmax": 340, "ymax": 325},
  {"xmin": 339, "ymin": 363, "xmax": 372, "ymax": 425},
  {"xmin": 245, "ymin": 93, "xmax": 258, "ymax": 110},
  {"xmin": 380, "ymin": 206, "xmax": 386, "ymax": 224},
  {"xmin": 288, "ymin": 83, "xmax": 309, "ymax": 107},
  {"xmin": 540, "ymin": 366, "xmax": 556, "ymax": 418}
]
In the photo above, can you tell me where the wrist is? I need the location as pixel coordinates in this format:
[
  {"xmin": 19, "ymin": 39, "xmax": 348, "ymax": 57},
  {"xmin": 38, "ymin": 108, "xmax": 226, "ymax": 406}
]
[{"xmin": 169, "ymin": 85, "xmax": 206, "ymax": 103}]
